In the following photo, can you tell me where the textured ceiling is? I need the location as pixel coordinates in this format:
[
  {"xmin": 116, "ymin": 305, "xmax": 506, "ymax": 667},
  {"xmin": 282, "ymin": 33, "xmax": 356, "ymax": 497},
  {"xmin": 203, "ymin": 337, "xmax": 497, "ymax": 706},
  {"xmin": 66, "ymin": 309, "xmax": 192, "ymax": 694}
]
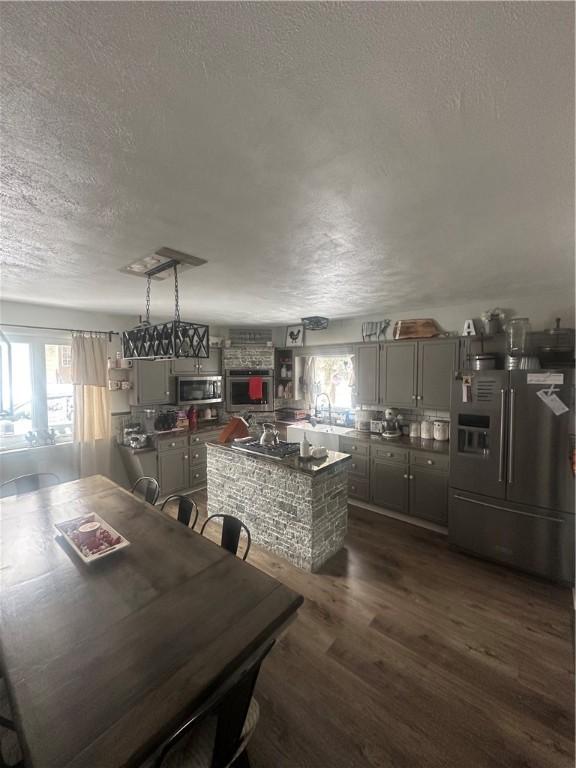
[{"xmin": 0, "ymin": 2, "xmax": 573, "ymax": 324}]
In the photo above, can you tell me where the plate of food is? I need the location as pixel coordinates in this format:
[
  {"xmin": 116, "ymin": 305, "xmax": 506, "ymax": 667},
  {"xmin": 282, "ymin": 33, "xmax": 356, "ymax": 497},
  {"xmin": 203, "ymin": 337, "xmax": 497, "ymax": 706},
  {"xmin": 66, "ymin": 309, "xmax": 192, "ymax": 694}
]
[{"xmin": 55, "ymin": 513, "xmax": 130, "ymax": 564}]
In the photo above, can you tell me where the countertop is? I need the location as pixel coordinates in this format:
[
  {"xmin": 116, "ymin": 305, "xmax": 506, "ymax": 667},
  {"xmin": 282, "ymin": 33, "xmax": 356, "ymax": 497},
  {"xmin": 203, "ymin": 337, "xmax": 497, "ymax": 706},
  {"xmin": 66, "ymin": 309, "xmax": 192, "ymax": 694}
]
[
  {"xmin": 283, "ymin": 421, "xmax": 450, "ymax": 455},
  {"xmin": 341, "ymin": 432, "xmax": 451, "ymax": 455},
  {"xmin": 207, "ymin": 441, "xmax": 351, "ymax": 476},
  {"xmin": 117, "ymin": 423, "xmax": 223, "ymax": 454}
]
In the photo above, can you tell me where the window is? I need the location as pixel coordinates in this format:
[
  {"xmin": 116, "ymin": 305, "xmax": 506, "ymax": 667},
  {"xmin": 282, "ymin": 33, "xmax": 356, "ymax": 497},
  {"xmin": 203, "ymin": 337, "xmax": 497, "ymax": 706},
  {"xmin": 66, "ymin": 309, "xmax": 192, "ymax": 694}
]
[
  {"xmin": 0, "ymin": 335, "xmax": 74, "ymax": 451},
  {"xmin": 311, "ymin": 355, "xmax": 354, "ymax": 409}
]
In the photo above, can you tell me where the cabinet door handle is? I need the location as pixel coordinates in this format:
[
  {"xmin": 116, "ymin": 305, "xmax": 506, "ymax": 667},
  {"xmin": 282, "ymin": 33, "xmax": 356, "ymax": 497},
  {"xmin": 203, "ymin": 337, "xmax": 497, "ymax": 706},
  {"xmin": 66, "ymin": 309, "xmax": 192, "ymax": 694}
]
[
  {"xmin": 170, "ymin": 442, "xmax": 176, "ymax": 447},
  {"xmin": 351, "ymin": 485, "xmax": 356, "ymax": 491},
  {"xmin": 184, "ymin": 455, "xmax": 188, "ymax": 460},
  {"xmin": 403, "ymin": 474, "xmax": 408, "ymax": 479},
  {"xmin": 351, "ymin": 463, "xmax": 356, "ymax": 470},
  {"xmin": 193, "ymin": 453, "xmax": 199, "ymax": 459},
  {"xmin": 411, "ymin": 394, "xmax": 417, "ymax": 400},
  {"xmin": 352, "ymin": 446, "xmax": 358, "ymax": 451},
  {"xmin": 427, "ymin": 459, "xmax": 434, "ymax": 465},
  {"xmin": 165, "ymin": 391, "xmax": 170, "ymax": 396},
  {"xmin": 385, "ymin": 452, "xmax": 393, "ymax": 457}
]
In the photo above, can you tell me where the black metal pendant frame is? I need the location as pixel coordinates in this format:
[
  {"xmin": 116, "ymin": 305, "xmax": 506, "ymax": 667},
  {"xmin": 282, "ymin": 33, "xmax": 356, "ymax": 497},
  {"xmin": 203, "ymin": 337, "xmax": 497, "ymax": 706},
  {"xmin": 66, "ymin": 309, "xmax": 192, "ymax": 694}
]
[{"xmin": 122, "ymin": 321, "xmax": 209, "ymax": 360}]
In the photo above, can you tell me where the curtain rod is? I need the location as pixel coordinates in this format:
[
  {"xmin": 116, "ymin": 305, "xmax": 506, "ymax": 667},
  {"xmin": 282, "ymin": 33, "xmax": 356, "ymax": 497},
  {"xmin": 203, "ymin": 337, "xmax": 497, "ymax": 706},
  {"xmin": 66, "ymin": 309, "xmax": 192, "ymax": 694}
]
[{"xmin": 0, "ymin": 322, "xmax": 120, "ymax": 341}]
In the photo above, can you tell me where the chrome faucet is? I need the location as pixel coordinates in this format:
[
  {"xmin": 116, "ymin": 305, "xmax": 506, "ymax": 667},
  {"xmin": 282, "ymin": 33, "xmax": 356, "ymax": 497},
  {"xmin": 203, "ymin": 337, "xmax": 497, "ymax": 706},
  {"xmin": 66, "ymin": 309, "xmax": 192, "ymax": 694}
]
[{"xmin": 314, "ymin": 392, "xmax": 332, "ymax": 426}]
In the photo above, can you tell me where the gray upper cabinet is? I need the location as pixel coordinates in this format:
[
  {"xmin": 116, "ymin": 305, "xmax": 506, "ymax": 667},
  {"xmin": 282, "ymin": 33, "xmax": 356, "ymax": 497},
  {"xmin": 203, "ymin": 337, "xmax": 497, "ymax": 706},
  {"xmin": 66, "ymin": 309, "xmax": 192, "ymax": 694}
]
[
  {"xmin": 197, "ymin": 347, "xmax": 221, "ymax": 374},
  {"xmin": 172, "ymin": 348, "xmax": 221, "ymax": 376},
  {"xmin": 379, "ymin": 342, "xmax": 418, "ymax": 409},
  {"xmin": 354, "ymin": 344, "xmax": 379, "ymax": 406},
  {"xmin": 130, "ymin": 361, "xmax": 173, "ymax": 405},
  {"xmin": 417, "ymin": 340, "xmax": 456, "ymax": 410}
]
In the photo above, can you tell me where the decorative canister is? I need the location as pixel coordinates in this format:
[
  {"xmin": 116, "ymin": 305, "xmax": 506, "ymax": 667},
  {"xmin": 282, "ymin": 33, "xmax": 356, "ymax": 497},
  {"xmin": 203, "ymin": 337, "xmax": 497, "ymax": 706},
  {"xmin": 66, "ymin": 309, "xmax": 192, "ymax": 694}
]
[
  {"xmin": 409, "ymin": 422, "xmax": 420, "ymax": 438},
  {"xmin": 433, "ymin": 420, "xmax": 450, "ymax": 441},
  {"xmin": 420, "ymin": 419, "xmax": 434, "ymax": 440}
]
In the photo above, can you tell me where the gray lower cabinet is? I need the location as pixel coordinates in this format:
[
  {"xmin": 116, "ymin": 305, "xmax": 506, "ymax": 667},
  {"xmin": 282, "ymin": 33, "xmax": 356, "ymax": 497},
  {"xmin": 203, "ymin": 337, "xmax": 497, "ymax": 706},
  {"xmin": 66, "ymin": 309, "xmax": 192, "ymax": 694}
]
[
  {"xmin": 370, "ymin": 458, "xmax": 408, "ymax": 513},
  {"xmin": 379, "ymin": 342, "xmax": 418, "ymax": 408},
  {"xmin": 418, "ymin": 340, "xmax": 456, "ymax": 409},
  {"xmin": 158, "ymin": 448, "xmax": 189, "ymax": 495},
  {"xmin": 130, "ymin": 361, "xmax": 173, "ymax": 405},
  {"xmin": 409, "ymin": 466, "xmax": 448, "ymax": 525},
  {"xmin": 354, "ymin": 344, "xmax": 379, "ymax": 406}
]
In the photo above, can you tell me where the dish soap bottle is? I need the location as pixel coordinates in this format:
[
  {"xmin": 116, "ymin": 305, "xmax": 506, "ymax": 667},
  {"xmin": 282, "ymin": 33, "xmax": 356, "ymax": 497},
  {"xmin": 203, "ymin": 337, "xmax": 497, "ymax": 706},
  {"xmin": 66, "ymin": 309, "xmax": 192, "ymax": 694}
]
[{"xmin": 300, "ymin": 433, "xmax": 311, "ymax": 459}]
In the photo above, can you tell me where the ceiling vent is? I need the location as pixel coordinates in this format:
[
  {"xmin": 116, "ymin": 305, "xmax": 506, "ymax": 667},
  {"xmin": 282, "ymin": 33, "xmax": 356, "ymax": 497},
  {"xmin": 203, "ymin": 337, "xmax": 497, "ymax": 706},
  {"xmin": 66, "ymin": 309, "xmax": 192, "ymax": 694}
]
[{"xmin": 119, "ymin": 248, "xmax": 207, "ymax": 280}]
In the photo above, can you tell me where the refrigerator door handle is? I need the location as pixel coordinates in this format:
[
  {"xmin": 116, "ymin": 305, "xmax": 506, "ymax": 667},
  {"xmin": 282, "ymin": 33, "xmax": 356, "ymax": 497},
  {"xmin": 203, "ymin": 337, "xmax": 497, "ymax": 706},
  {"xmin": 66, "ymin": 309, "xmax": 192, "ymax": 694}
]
[
  {"xmin": 452, "ymin": 495, "xmax": 564, "ymax": 523},
  {"xmin": 507, "ymin": 387, "xmax": 515, "ymax": 484},
  {"xmin": 498, "ymin": 388, "xmax": 506, "ymax": 482}
]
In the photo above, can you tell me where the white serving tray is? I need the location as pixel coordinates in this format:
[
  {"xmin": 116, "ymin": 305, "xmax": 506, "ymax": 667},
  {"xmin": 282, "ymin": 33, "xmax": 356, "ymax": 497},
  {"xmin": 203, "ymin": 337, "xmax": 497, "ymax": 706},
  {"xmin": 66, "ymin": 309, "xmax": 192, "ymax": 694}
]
[{"xmin": 55, "ymin": 512, "xmax": 130, "ymax": 565}]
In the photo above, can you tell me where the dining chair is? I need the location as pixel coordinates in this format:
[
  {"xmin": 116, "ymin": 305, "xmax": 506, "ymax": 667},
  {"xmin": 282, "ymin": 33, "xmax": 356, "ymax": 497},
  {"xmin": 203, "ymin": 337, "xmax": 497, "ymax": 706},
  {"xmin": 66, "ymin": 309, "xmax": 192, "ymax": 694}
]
[
  {"xmin": 0, "ymin": 473, "xmax": 60, "ymax": 499},
  {"xmin": 0, "ymin": 679, "xmax": 22, "ymax": 768},
  {"xmin": 200, "ymin": 515, "xmax": 251, "ymax": 561},
  {"xmin": 131, "ymin": 476, "xmax": 160, "ymax": 506},
  {"xmin": 149, "ymin": 641, "xmax": 274, "ymax": 768},
  {"xmin": 161, "ymin": 495, "xmax": 199, "ymax": 529}
]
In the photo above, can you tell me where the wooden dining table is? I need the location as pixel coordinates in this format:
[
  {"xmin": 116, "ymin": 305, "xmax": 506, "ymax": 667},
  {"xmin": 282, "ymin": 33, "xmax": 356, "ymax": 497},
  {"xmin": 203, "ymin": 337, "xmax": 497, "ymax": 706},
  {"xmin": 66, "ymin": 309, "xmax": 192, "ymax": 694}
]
[{"xmin": 0, "ymin": 475, "xmax": 302, "ymax": 768}]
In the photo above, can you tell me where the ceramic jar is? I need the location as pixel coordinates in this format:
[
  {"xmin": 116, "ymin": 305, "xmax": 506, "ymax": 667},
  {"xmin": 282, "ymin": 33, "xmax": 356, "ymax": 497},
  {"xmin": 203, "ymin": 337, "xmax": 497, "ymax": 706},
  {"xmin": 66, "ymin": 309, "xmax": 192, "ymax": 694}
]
[
  {"xmin": 420, "ymin": 420, "xmax": 434, "ymax": 440},
  {"xmin": 433, "ymin": 420, "xmax": 450, "ymax": 441}
]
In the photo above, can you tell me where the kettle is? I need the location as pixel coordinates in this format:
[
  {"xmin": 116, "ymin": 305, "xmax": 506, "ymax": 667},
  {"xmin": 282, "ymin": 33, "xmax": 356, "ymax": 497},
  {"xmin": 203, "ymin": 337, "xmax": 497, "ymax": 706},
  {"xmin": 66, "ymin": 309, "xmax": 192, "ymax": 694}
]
[{"xmin": 260, "ymin": 423, "xmax": 279, "ymax": 447}]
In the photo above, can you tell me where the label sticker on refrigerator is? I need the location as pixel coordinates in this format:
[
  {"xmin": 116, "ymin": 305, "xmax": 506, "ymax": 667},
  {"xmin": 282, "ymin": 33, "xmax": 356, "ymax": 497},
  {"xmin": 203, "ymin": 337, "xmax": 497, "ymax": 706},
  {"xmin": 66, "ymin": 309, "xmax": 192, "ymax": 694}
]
[
  {"xmin": 536, "ymin": 389, "xmax": 569, "ymax": 416},
  {"xmin": 527, "ymin": 373, "xmax": 564, "ymax": 385}
]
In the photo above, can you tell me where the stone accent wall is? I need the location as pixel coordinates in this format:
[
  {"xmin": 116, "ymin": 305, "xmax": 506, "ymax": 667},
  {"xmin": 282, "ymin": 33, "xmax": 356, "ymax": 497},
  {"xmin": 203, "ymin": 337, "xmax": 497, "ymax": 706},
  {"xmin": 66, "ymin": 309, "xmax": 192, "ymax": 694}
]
[
  {"xmin": 207, "ymin": 445, "xmax": 348, "ymax": 572},
  {"xmin": 222, "ymin": 345, "xmax": 274, "ymax": 370}
]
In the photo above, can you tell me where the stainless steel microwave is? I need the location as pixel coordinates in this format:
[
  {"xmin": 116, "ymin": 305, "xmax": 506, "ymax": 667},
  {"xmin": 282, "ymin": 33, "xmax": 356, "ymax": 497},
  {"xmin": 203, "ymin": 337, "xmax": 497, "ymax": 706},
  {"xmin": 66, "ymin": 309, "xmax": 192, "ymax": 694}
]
[
  {"xmin": 225, "ymin": 369, "xmax": 274, "ymax": 412},
  {"xmin": 177, "ymin": 376, "xmax": 223, "ymax": 406}
]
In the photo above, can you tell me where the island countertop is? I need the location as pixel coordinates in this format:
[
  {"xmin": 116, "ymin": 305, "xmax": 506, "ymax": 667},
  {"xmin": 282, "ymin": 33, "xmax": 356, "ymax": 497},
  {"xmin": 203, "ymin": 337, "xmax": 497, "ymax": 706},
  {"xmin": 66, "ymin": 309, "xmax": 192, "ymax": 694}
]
[{"xmin": 206, "ymin": 442, "xmax": 352, "ymax": 475}]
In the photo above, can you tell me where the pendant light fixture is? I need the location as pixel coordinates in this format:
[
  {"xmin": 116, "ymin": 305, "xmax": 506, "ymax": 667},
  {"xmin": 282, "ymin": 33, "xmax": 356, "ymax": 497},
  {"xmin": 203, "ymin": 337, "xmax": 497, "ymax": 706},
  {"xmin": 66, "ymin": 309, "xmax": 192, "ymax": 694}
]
[{"xmin": 122, "ymin": 259, "xmax": 209, "ymax": 360}]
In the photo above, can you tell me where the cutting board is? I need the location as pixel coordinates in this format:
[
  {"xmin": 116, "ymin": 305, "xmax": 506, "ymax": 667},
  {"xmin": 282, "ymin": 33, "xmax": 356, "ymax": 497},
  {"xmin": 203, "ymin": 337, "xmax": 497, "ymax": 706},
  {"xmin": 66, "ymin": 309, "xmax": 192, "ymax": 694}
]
[{"xmin": 393, "ymin": 319, "xmax": 442, "ymax": 340}]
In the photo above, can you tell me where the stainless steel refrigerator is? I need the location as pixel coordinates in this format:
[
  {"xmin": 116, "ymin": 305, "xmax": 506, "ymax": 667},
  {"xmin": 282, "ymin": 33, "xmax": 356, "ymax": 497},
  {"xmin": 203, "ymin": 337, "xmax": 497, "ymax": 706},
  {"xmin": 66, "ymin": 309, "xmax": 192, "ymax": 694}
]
[{"xmin": 449, "ymin": 369, "xmax": 575, "ymax": 583}]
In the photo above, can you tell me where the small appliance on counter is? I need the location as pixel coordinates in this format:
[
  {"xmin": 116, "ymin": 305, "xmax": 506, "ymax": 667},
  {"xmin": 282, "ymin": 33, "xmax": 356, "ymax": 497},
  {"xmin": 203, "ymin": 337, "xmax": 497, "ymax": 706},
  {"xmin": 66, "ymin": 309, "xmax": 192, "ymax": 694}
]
[
  {"xmin": 154, "ymin": 410, "xmax": 178, "ymax": 432},
  {"xmin": 355, "ymin": 410, "xmax": 373, "ymax": 432},
  {"xmin": 381, "ymin": 408, "xmax": 402, "ymax": 439},
  {"xmin": 370, "ymin": 420, "xmax": 383, "ymax": 434}
]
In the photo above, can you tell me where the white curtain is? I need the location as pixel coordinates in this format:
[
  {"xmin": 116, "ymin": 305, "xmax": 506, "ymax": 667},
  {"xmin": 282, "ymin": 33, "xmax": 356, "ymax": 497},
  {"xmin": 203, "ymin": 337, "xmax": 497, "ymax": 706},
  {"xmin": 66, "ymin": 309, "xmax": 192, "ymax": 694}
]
[
  {"xmin": 71, "ymin": 334, "xmax": 112, "ymax": 477},
  {"xmin": 302, "ymin": 356, "xmax": 317, "ymax": 407}
]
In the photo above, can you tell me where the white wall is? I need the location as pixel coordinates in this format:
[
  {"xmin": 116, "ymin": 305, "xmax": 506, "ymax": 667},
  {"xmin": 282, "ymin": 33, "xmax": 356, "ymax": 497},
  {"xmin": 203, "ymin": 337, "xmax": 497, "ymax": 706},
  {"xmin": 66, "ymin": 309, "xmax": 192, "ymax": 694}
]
[{"xmin": 271, "ymin": 288, "xmax": 575, "ymax": 346}]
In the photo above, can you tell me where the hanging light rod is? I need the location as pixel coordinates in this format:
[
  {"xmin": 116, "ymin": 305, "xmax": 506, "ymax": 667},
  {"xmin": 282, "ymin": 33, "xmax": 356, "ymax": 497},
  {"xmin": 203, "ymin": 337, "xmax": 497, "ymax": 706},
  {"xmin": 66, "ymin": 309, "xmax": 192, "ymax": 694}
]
[{"xmin": 0, "ymin": 322, "xmax": 119, "ymax": 340}]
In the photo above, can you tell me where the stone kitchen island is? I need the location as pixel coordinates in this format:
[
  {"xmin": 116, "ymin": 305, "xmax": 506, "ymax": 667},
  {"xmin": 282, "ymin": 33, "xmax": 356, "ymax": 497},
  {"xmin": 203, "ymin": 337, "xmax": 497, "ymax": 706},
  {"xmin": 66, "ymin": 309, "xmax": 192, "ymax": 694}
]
[{"xmin": 206, "ymin": 443, "xmax": 351, "ymax": 571}]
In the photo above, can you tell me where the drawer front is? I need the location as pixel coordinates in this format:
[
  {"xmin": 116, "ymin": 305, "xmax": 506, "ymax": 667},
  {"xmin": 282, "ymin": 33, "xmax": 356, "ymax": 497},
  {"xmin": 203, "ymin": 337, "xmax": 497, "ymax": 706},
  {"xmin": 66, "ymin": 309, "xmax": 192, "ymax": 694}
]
[
  {"xmin": 340, "ymin": 438, "xmax": 370, "ymax": 457},
  {"xmin": 157, "ymin": 436, "xmax": 188, "ymax": 453},
  {"xmin": 411, "ymin": 451, "xmax": 449, "ymax": 473},
  {"xmin": 348, "ymin": 477, "xmax": 370, "ymax": 502},
  {"xmin": 348, "ymin": 454, "xmax": 369, "ymax": 479},
  {"xmin": 371, "ymin": 445, "xmax": 408, "ymax": 464},
  {"xmin": 189, "ymin": 444, "xmax": 207, "ymax": 466},
  {"xmin": 189, "ymin": 466, "xmax": 207, "ymax": 486}
]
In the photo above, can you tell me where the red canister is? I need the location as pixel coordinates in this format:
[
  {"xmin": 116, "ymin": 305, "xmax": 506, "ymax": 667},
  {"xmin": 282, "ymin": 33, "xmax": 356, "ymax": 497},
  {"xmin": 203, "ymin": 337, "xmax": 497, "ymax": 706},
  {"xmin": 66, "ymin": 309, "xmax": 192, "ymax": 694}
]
[{"xmin": 187, "ymin": 406, "xmax": 198, "ymax": 432}]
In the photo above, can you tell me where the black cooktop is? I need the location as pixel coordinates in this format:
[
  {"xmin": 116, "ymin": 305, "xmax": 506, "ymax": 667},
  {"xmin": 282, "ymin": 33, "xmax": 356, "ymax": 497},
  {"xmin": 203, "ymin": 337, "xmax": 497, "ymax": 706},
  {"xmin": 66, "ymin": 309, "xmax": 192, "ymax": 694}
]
[{"xmin": 231, "ymin": 440, "xmax": 300, "ymax": 460}]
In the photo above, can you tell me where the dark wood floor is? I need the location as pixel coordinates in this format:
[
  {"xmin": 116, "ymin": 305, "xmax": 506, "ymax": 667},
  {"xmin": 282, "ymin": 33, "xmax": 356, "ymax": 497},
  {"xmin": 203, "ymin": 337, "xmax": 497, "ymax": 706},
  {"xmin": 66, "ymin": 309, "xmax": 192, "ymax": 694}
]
[{"xmin": 189, "ymin": 491, "xmax": 574, "ymax": 768}]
